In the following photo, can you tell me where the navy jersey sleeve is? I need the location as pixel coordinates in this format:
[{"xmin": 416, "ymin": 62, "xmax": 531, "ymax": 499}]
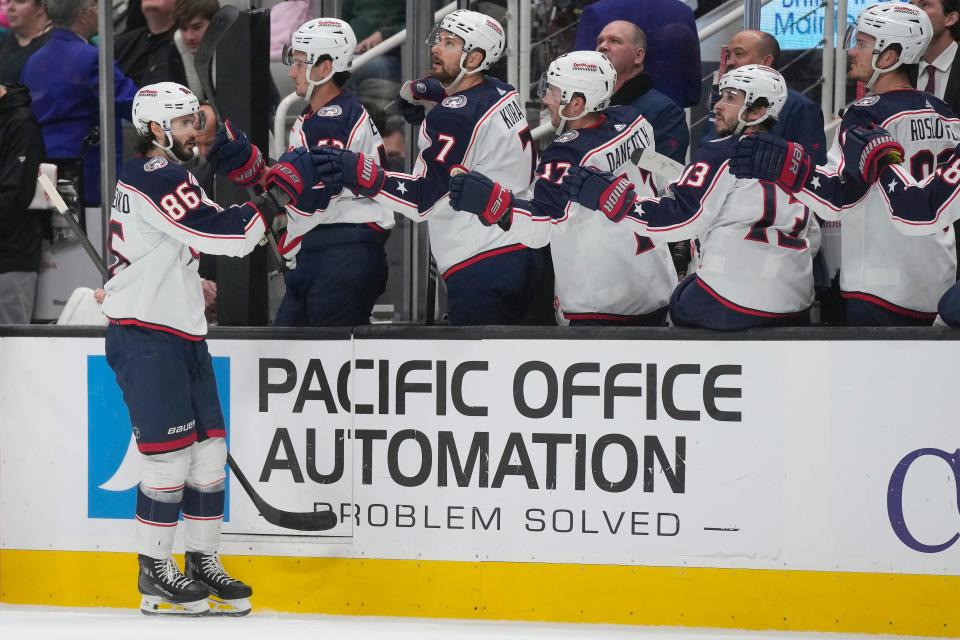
[
  {"xmin": 777, "ymin": 94, "xmax": 827, "ymax": 165},
  {"xmin": 375, "ymin": 107, "xmax": 473, "ymax": 219},
  {"xmin": 877, "ymin": 150, "xmax": 960, "ymax": 235},
  {"xmin": 793, "ymin": 107, "xmax": 873, "ymax": 220},
  {"xmin": 120, "ymin": 160, "xmax": 267, "ymax": 257},
  {"xmin": 621, "ymin": 143, "xmax": 735, "ymax": 242},
  {"xmin": 508, "ymin": 143, "xmax": 583, "ymax": 248}
]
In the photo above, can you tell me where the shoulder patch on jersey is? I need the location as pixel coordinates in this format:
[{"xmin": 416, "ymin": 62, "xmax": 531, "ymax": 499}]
[
  {"xmin": 854, "ymin": 95, "xmax": 880, "ymax": 107},
  {"xmin": 442, "ymin": 95, "xmax": 468, "ymax": 109},
  {"xmin": 555, "ymin": 130, "xmax": 579, "ymax": 143},
  {"xmin": 317, "ymin": 105, "xmax": 343, "ymax": 117},
  {"xmin": 415, "ymin": 81, "xmax": 428, "ymax": 93},
  {"xmin": 496, "ymin": 87, "xmax": 506, "ymax": 96},
  {"xmin": 144, "ymin": 157, "xmax": 168, "ymax": 172}
]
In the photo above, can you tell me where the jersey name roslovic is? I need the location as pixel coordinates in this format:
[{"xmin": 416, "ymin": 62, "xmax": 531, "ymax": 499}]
[{"xmin": 794, "ymin": 90, "xmax": 959, "ymax": 315}]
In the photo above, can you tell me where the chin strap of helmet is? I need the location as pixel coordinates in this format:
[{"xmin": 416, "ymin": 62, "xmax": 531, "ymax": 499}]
[{"xmin": 866, "ymin": 48, "xmax": 904, "ymax": 90}]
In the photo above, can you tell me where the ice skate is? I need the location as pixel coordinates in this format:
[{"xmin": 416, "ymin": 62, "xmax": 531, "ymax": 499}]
[
  {"xmin": 185, "ymin": 551, "xmax": 253, "ymax": 616},
  {"xmin": 138, "ymin": 554, "xmax": 210, "ymax": 616}
]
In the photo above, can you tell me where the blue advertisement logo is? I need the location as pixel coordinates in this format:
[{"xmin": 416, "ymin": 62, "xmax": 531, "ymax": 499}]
[
  {"xmin": 887, "ymin": 448, "xmax": 960, "ymax": 553},
  {"xmin": 87, "ymin": 355, "xmax": 231, "ymax": 520}
]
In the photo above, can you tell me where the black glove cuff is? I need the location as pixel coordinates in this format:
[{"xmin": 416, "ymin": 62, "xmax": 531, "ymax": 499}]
[{"xmin": 252, "ymin": 187, "xmax": 289, "ymax": 228}]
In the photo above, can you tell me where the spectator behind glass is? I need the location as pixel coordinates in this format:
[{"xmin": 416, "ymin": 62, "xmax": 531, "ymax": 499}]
[
  {"xmin": 0, "ymin": 0, "xmax": 52, "ymax": 83},
  {"xmin": 598, "ymin": 21, "xmax": 689, "ymax": 164},
  {"xmin": 0, "ymin": 0, "xmax": 10, "ymax": 29},
  {"xmin": 573, "ymin": 0, "xmax": 700, "ymax": 108},
  {"xmin": 269, "ymin": 0, "xmax": 308, "ymax": 62},
  {"xmin": 342, "ymin": 0, "xmax": 405, "ymax": 117},
  {"xmin": 172, "ymin": 0, "xmax": 219, "ymax": 98},
  {"xmin": 22, "ymin": 0, "xmax": 138, "ymax": 206},
  {"xmin": 114, "ymin": 0, "xmax": 186, "ymax": 88},
  {"xmin": 699, "ymin": 30, "xmax": 826, "ymax": 165},
  {"xmin": 0, "ymin": 82, "xmax": 45, "ymax": 324}
]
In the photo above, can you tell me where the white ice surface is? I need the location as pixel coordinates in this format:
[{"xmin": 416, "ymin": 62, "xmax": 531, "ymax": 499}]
[{"xmin": 0, "ymin": 604, "xmax": 949, "ymax": 640}]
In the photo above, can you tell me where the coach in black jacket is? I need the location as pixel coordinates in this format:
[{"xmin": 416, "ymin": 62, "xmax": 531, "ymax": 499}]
[{"xmin": 0, "ymin": 82, "xmax": 45, "ymax": 324}]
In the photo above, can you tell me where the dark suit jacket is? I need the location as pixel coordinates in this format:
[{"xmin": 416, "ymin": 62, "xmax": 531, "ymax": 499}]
[{"xmin": 941, "ymin": 47, "xmax": 960, "ymax": 116}]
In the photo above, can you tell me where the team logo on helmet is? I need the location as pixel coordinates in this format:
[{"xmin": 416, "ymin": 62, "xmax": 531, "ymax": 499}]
[
  {"xmin": 442, "ymin": 95, "xmax": 468, "ymax": 108},
  {"xmin": 317, "ymin": 105, "xmax": 343, "ymax": 117}
]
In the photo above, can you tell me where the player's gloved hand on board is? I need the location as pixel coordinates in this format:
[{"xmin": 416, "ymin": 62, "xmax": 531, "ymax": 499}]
[
  {"xmin": 560, "ymin": 166, "xmax": 637, "ymax": 223},
  {"xmin": 397, "ymin": 78, "xmax": 447, "ymax": 125},
  {"xmin": 729, "ymin": 133, "xmax": 812, "ymax": 194},
  {"xmin": 264, "ymin": 147, "xmax": 325, "ymax": 206},
  {"xmin": 840, "ymin": 125, "xmax": 904, "ymax": 184},
  {"xmin": 449, "ymin": 170, "xmax": 514, "ymax": 227},
  {"xmin": 206, "ymin": 120, "xmax": 265, "ymax": 188},
  {"xmin": 313, "ymin": 147, "xmax": 386, "ymax": 198}
]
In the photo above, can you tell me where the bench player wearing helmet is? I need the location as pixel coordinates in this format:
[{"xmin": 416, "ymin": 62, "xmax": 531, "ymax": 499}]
[
  {"xmin": 564, "ymin": 65, "xmax": 815, "ymax": 330},
  {"xmin": 448, "ymin": 51, "xmax": 677, "ymax": 325},
  {"xmin": 730, "ymin": 4, "xmax": 959, "ymax": 326}
]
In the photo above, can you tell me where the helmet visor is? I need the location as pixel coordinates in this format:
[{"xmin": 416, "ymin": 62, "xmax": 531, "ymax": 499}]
[
  {"xmin": 426, "ymin": 25, "xmax": 464, "ymax": 52},
  {"xmin": 843, "ymin": 24, "xmax": 862, "ymax": 51}
]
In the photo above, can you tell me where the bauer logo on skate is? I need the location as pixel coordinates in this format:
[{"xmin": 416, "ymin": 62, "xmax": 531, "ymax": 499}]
[{"xmin": 86, "ymin": 355, "xmax": 232, "ymax": 520}]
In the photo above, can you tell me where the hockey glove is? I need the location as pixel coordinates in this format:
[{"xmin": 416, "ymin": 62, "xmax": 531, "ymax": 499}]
[
  {"xmin": 397, "ymin": 78, "xmax": 447, "ymax": 125},
  {"xmin": 264, "ymin": 147, "xmax": 323, "ymax": 206},
  {"xmin": 314, "ymin": 147, "xmax": 387, "ymax": 198},
  {"xmin": 207, "ymin": 120, "xmax": 265, "ymax": 188},
  {"xmin": 449, "ymin": 170, "xmax": 513, "ymax": 226},
  {"xmin": 729, "ymin": 133, "xmax": 812, "ymax": 194},
  {"xmin": 840, "ymin": 125, "xmax": 904, "ymax": 184},
  {"xmin": 561, "ymin": 166, "xmax": 637, "ymax": 223}
]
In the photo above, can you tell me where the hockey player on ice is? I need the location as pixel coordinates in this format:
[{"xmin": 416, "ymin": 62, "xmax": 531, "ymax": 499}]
[
  {"xmin": 447, "ymin": 50, "xmax": 677, "ymax": 325},
  {"xmin": 312, "ymin": 10, "xmax": 541, "ymax": 325},
  {"xmin": 563, "ymin": 65, "xmax": 815, "ymax": 330},
  {"xmin": 102, "ymin": 82, "xmax": 327, "ymax": 616},
  {"xmin": 729, "ymin": 3, "xmax": 959, "ymax": 326},
  {"xmin": 274, "ymin": 18, "xmax": 395, "ymax": 326}
]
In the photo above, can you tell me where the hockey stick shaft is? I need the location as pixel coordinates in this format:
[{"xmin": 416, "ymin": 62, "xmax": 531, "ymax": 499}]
[
  {"xmin": 630, "ymin": 147, "xmax": 685, "ymax": 182},
  {"xmin": 38, "ymin": 174, "xmax": 109, "ymax": 279},
  {"xmin": 226, "ymin": 453, "xmax": 337, "ymax": 531}
]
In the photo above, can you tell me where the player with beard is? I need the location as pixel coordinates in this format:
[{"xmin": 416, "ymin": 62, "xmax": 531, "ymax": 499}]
[
  {"xmin": 313, "ymin": 10, "xmax": 539, "ymax": 325},
  {"xmin": 729, "ymin": 4, "xmax": 959, "ymax": 326},
  {"xmin": 562, "ymin": 65, "xmax": 815, "ymax": 330},
  {"xmin": 102, "ymin": 82, "xmax": 326, "ymax": 616}
]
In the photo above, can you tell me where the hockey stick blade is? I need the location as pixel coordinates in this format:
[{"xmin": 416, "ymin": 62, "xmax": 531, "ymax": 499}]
[
  {"xmin": 194, "ymin": 5, "xmax": 239, "ymax": 111},
  {"xmin": 630, "ymin": 147, "xmax": 684, "ymax": 182},
  {"xmin": 227, "ymin": 453, "xmax": 337, "ymax": 531}
]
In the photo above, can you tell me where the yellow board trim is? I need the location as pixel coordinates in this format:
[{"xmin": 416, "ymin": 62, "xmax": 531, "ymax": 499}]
[{"xmin": 1, "ymin": 550, "xmax": 957, "ymax": 637}]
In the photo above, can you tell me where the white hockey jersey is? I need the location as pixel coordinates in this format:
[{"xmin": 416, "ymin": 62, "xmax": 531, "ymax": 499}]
[
  {"xmin": 624, "ymin": 134, "xmax": 814, "ymax": 315},
  {"xmin": 369, "ymin": 76, "xmax": 537, "ymax": 277},
  {"xmin": 794, "ymin": 90, "xmax": 958, "ymax": 316},
  {"xmin": 505, "ymin": 106, "xmax": 677, "ymax": 319},
  {"xmin": 102, "ymin": 155, "xmax": 268, "ymax": 337},
  {"xmin": 282, "ymin": 91, "xmax": 395, "ymax": 258}
]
